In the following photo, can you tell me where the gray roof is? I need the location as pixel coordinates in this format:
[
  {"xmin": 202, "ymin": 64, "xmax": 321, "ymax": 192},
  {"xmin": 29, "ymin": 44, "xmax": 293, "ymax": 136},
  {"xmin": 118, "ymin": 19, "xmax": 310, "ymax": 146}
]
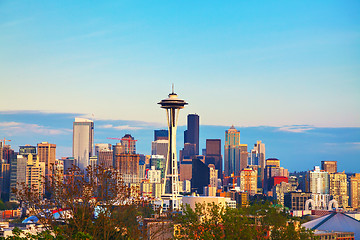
[{"xmin": 302, "ymin": 212, "xmax": 360, "ymax": 239}]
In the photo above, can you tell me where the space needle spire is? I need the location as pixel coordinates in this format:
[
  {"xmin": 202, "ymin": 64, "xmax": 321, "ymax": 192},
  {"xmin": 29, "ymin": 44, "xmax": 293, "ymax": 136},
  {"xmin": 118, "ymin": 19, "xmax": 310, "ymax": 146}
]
[{"xmin": 158, "ymin": 86, "xmax": 187, "ymax": 210}]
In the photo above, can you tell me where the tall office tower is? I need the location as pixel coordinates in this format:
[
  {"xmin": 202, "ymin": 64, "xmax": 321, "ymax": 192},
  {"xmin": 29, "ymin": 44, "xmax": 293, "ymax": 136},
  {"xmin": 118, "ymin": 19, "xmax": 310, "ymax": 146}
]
[
  {"xmin": 158, "ymin": 88, "xmax": 187, "ymax": 210},
  {"xmin": 98, "ymin": 149, "xmax": 113, "ymax": 168},
  {"xmin": 37, "ymin": 142, "xmax": 56, "ymax": 181},
  {"xmin": 73, "ymin": 118, "xmax": 94, "ymax": 170},
  {"xmin": 154, "ymin": 129, "xmax": 169, "ymax": 141},
  {"xmin": 252, "ymin": 141, "xmax": 265, "ymax": 182},
  {"xmin": 205, "ymin": 139, "xmax": 222, "ymax": 179},
  {"xmin": 239, "ymin": 144, "xmax": 248, "ymax": 172},
  {"xmin": 19, "ymin": 145, "xmax": 37, "ymax": 156},
  {"xmin": 329, "ymin": 172, "xmax": 348, "ymax": 208},
  {"xmin": 266, "ymin": 158, "xmax": 280, "ymax": 168},
  {"xmin": 151, "ymin": 139, "xmax": 168, "ymax": 160},
  {"xmin": 191, "ymin": 158, "xmax": 209, "ymax": 194},
  {"xmin": 307, "ymin": 166, "xmax": 330, "ymax": 194},
  {"xmin": 10, "ymin": 154, "xmax": 45, "ymax": 201},
  {"xmin": 179, "ymin": 159, "xmax": 192, "ymax": 181},
  {"xmin": 350, "ymin": 173, "xmax": 360, "ymax": 209},
  {"xmin": 180, "ymin": 143, "xmax": 196, "ymax": 161},
  {"xmin": 0, "ymin": 160, "xmax": 10, "ymax": 201},
  {"xmin": 321, "ymin": 161, "xmax": 337, "ymax": 174},
  {"xmin": 239, "ymin": 168, "xmax": 258, "ymax": 196},
  {"xmin": 224, "ymin": 126, "xmax": 240, "ymax": 177},
  {"xmin": 61, "ymin": 157, "xmax": 75, "ymax": 174},
  {"xmin": 95, "ymin": 143, "xmax": 111, "ymax": 156},
  {"xmin": 184, "ymin": 114, "xmax": 200, "ymax": 155},
  {"xmin": 121, "ymin": 134, "xmax": 136, "ymax": 154},
  {"xmin": 208, "ymin": 164, "xmax": 218, "ymax": 189},
  {"xmin": 10, "ymin": 155, "xmax": 27, "ymax": 201},
  {"xmin": 2, "ymin": 145, "xmax": 14, "ymax": 164},
  {"xmin": 113, "ymin": 153, "xmax": 140, "ymax": 183},
  {"xmin": 0, "ymin": 142, "xmax": 2, "ymax": 161}
]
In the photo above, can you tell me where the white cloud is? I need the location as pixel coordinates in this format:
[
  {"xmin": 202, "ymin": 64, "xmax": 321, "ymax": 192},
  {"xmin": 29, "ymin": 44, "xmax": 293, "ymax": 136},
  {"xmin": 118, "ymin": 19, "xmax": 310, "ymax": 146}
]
[
  {"xmin": 277, "ymin": 125, "xmax": 314, "ymax": 133},
  {"xmin": 0, "ymin": 121, "xmax": 71, "ymax": 136},
  {"xmin": 97, "ymin": 124, "xmax": 142, "ymax": 130}
]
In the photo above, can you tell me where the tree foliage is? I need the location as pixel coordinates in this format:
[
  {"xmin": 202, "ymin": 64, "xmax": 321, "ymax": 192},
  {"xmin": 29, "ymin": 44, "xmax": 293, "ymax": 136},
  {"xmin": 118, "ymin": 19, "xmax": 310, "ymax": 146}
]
[
  {"xmin": 12, "ymin": 164, "xmax": 152, "ymax": 240},
  {"xmin": 175, "ymin": 201, "xmax": 316, "ymax": 240}
]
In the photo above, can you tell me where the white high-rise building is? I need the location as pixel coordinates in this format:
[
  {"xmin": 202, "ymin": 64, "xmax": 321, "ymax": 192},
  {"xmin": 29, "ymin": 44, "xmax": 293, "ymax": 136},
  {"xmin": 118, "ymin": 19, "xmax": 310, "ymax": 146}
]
[{"xmin": 73, "ymin": 118, "xmax": 94, "ymax": 170}]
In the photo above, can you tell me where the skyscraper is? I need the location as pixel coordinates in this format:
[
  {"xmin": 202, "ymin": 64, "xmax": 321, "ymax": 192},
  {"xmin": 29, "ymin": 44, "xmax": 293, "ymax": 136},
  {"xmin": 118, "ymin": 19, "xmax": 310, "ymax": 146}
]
[
  {"xmin": 224, "ymin": 126, "xmax": 240, "ymax": 177},
  {"xmin": 151, "ymin": 139, "xmax": 168, "ymax": 160},
  {"xmin": 253, "ymin": 141, "xmax": 265, "ymax": 182},
  {"xmin": 19, "ymin": 145, "xmax": 36, "ymax": 156},
  {"xmin": 329, "ymin": 172, "xmax": 348, "ymax": 208},
  {"xmin": 205, "ymin": 139, "xmax": 222, "ymax": 179},
  {"xmin": 37, "ymin": 142, "xmax": 56, "ymax": 180},
  {"xmin": 350, "ymin": 173, "xmax": 360, "ymax": 209},
  {"xmin": 184, "ymin": 114, "xmax": 199, "ymax": 155},
  {"xmin": 73, "ymin": 118, "xmax": 94, "ymax": 170},
  {"xmin": 158, "ymin": 88, "xmax": 187, "ymax": 210},
  {"xmin": 121, "ymin": 134, "xmax": 136, "ymax": 154},
  {"xmin": 154, "ymin": 129, "xmax": 168, "ymax": 141},
  {"xmin": 321, "ymin": 161, "xmax": 337, "ymax": 174}
]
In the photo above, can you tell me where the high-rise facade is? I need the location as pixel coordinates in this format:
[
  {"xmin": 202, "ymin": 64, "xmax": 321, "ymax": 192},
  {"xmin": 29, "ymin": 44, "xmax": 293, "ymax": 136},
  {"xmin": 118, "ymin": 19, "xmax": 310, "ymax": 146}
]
[
  {"xmin": 73, "ymin": 118, "xmax": 94, "ymax": 170},
  {"xmin": 154, "ymin": 129, "xmax": 168, "ymax": 141},
  {"xmin": 329, "ymin": 172, "xmax": 348, "ymax": 208},
  {"xmin": 307, "ymin": 166, "xmax": 329, "ymax": 194},
  {"xmin": 205, "ymin": 139, "xmax": 222, "ymax": 179},
  {"xmin": 19, "ymin": 145, "xmax": 36, "ymax": 156},
  {"xmin": 321, "ymin": 161, "xmax": 337, "ymax": 174},
  {"xmin": 252, "ymin": 141, "xmax": 265, "ymax": 182},
  {"xmin": 184, "ymin": 114, "xmax": 199, "ymax": 155},
  {"xmin": 121, "ymin": 134, "xmax": 136, "ymax": 154},
  {"xmin": 224, "ymin": 126, "xmax": 240, "ymax": 177},
  {"xmin": 350, "ymin": 173, "xmax": 360, "ymax": 209},
  {"xmin": 239, "ymin": 168, "xmax": 257, "ymax": 196},
  {"xmin": 151, "ymin": 140, "xmax": 168, "ymax": 160},
  {"xmin": 10, "ymin": 154, "xmax": 45, "ymax": 201},
  {"xmin": 37, "ymin": 142, "xmax": 56, "ymax": 180}
]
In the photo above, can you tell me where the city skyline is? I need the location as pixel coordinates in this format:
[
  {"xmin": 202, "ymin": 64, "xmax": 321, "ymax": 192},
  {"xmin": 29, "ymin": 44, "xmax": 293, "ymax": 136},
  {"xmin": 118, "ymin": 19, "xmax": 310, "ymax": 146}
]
[
  {"xmin": 0, "ymin": 110, "xmax": 359, "ymax": 173},
  {"xmin": 1, "ymin": 1, "xmax": 359, "ymax": 128}
]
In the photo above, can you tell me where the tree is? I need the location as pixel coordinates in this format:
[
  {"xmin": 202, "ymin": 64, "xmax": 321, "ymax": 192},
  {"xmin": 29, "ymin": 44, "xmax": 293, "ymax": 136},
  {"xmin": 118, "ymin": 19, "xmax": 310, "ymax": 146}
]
[
  {"xmin": 175, "ymin": 201, "xmax": 316, "ymax": 240},
  {"xmin": 13, "ymin": 164, "xmax": 152, "ymax": 240}
]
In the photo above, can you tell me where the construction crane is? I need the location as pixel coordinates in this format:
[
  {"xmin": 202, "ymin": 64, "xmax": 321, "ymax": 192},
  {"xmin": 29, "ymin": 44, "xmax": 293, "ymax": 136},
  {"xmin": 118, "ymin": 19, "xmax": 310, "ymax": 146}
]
[
  {"xmin": 0, "ymin": 137, "xmax": 11, "ymax": 147},
  {"xmin": 106, "ymin": 137, "xmax": 122, "ymax": 142}
]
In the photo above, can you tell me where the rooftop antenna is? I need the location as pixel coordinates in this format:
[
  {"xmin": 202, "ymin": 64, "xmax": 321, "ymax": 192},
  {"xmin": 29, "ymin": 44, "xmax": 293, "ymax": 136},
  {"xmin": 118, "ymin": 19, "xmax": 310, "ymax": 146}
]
[{"xmin": 172, "ymin": 83, "xmax": 174, "ymax": 94}]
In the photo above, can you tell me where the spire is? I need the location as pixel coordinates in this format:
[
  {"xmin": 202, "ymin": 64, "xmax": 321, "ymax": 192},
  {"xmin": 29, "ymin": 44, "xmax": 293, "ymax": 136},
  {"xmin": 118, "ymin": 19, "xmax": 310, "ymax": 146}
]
[{"xmin": 172, "ymin": 83, "xmax": 174, "ymax": 94}]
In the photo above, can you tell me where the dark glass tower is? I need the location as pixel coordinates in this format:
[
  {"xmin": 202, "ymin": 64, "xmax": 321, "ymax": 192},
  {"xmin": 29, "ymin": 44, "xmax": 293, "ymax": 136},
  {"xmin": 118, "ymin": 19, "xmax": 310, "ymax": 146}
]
[
  {"xmin": 184, "ymin": 114, "xmax": 199, "ymax": 155},
  {"xmin": 205, "ymin": 139, "xmax": 223, "ymax": 179}
]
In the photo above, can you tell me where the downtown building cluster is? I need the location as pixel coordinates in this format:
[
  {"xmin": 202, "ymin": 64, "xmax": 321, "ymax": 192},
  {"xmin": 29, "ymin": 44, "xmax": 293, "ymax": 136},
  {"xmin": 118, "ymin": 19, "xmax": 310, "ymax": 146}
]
[
  {"xmin": 1, "ymin": 119, "xmax": 360, "ymax": 215},
  {"xmin": 0, "ymin": 92, "xmax": 360, "ymax": 220}
]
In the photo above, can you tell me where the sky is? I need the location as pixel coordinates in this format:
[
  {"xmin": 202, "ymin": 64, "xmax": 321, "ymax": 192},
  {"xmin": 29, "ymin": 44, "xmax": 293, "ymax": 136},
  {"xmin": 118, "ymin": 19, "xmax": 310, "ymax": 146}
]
[{"xmin": 0, "ymin": 1, "xmax": 359, "ymax": 171}]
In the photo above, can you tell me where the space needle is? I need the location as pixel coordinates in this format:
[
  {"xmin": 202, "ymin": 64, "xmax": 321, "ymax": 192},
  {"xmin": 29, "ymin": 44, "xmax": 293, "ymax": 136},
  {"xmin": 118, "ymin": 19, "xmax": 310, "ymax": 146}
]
[{"xmin": 158, "ymin": 86, "xmax": 187, "ymax": 210}]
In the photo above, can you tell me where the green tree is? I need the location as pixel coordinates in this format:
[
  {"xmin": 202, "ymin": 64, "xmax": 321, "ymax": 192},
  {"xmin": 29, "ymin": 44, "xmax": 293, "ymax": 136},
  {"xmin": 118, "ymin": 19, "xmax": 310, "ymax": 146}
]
[{"xmin": 175, "ymin": 201, "xmax": 316, "ymax": 240}]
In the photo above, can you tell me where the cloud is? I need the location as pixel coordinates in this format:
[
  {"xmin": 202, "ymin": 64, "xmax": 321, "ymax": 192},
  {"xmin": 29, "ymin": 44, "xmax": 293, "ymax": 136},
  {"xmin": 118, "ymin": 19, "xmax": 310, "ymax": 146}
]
[
  {"xmin": 324, "ymin": 142, "xmax": 360, "ymax": 150},
  {"xmin": 97, "ymin": 124, "xmax": 143, "ymax": 130},
  {"xmin": 277, "ymin": 125, "xmax": 314, "ymax": 133},
  {"xmin": 0, "ymin": 122, "xmax": 21, "ymax": 127},
  {"xmin": 0, "ymin": 121, "xmax": 71, "ymax": 136}
]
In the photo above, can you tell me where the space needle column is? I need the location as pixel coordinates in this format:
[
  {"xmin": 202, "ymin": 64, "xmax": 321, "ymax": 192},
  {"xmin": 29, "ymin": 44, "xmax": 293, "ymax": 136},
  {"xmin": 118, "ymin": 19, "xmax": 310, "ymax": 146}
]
[{"xmin": 158, "ymin": 87, "xmax": 187, "ymax": 210}]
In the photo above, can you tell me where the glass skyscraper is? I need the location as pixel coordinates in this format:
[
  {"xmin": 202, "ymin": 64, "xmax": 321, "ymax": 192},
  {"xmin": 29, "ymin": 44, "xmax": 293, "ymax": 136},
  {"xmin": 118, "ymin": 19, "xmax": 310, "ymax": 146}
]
[{"xmin": 72, "ymin": 118, "xmax": 94, "ymax": 171}]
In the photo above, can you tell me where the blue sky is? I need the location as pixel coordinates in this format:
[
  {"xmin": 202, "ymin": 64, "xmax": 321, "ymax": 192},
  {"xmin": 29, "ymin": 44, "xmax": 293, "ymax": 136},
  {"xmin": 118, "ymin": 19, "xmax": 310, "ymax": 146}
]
[{"xmin": 0, "ymin": 1, "xmax": 359, "ymax": 171}]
